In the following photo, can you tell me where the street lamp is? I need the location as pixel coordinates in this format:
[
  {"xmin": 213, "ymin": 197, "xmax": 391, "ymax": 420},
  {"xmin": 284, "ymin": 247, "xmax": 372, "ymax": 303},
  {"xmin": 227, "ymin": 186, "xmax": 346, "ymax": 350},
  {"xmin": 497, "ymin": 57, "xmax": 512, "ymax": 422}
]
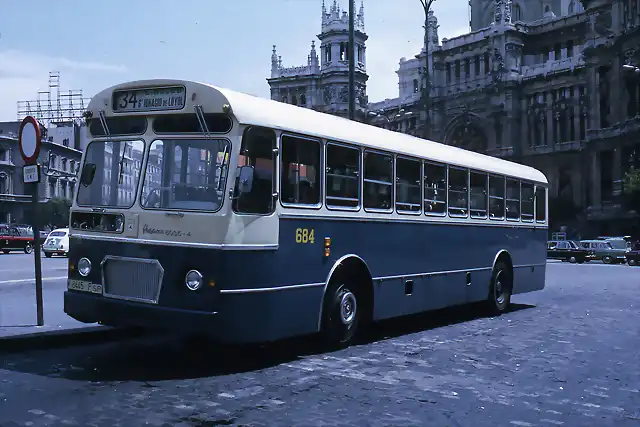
[
  {"xmin": 418, "ymin": 0, "xmax": 436, "ymax": 140},
  {"xmin": 367, "ymin": 108, "xmax": 413, "ymax": 131}
]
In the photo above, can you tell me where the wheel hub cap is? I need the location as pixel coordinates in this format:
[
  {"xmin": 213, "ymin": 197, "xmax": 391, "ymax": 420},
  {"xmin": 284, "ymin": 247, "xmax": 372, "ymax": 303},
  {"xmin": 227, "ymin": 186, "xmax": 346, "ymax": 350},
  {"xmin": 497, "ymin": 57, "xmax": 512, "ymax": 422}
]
[{"xmin": 340, "ymin": 291, "xmax": 357, "ymax": 325}]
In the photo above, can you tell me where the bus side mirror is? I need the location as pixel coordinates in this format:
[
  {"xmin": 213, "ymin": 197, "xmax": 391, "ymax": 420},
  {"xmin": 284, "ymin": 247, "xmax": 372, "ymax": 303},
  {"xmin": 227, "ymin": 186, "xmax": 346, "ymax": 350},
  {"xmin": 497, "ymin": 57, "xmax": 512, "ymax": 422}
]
[
  {"xmin": 80, "ymin": 163, "xmax": 96, "ymax": 187},
  {"xmin": 238, "ymin": 165, "xmax": 254, "ymax": 193}
]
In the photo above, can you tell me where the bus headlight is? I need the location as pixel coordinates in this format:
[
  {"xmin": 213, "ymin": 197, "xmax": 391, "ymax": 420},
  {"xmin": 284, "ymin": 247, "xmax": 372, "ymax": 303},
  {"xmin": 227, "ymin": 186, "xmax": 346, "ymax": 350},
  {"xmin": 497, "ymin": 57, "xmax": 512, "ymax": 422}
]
[
  {"xmin": 78, "ymin": 258, "xmax": 92, "ymax": 277},
  {"xmin": 185, "ymin": 270, "xmax": 203, "ymax": 291}
]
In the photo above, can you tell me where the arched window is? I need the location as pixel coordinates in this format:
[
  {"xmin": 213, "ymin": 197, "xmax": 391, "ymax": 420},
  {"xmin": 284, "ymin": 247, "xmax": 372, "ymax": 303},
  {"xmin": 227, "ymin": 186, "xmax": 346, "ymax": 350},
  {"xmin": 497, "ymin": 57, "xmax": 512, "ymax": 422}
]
[
  {"xmin": 513, "ymin": 3, "xmax": 522, "ymax": 21},
  {"xmin": 545, "ymin": 5, "xmax": 551, "ymax": 13},
  {"xmin": 568, "ymin": 0, "xmax": 575, "ymax": 14}
]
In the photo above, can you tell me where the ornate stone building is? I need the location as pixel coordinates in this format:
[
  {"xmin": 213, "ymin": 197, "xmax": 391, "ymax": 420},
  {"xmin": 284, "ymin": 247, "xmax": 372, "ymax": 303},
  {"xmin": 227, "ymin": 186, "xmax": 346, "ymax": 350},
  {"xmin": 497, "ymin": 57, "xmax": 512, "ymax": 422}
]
[
  {"xmin": 267, "ymin": 0, "xmax": 369, "ymax": 119},
  {"xmin": 367, "ymin": 0, "xmax": 640, "ymax": 236}
]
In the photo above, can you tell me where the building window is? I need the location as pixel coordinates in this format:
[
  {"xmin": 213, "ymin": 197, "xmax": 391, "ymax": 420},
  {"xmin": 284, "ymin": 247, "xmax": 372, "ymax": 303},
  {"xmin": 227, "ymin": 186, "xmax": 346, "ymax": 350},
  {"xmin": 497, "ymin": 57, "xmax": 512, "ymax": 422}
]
[
  {"xmin": 475, "ymin": 56, "xmax": 481, "ymax": 76},
  {"xmin": 0, "ymin": 172, "xmax": 8, "ymax": 194},
  {"xmin": 325, "ymin": 43, "xmax": 332, "ymax": 62},
  {"xmin": 292, "ymin": 95, "xmax": 298, "ymax": 106},
  {"xmin": 513, "ymin": 3, "xmax": 522, "ymax": 21},
  {"xmin": 568, "ymin": 0, "xmax": 575, "ymax": 14},
  {"xmin": 567, "ymin": 40, "xmax": 574, "ymax": 57},
  {"xmin": 281, "ymin": 95, "xmax": 288, "ymax": 103},
  {"xmin": 0, "ymin": 147, "xmax": 6, "ymax": 162},
  {"xmin": 300, "ymin": 94, "xmax": 307, "ymax": 106},
  {"xmin": 413, "ymin": 79, "xmax": 419, "ymax": 93}
]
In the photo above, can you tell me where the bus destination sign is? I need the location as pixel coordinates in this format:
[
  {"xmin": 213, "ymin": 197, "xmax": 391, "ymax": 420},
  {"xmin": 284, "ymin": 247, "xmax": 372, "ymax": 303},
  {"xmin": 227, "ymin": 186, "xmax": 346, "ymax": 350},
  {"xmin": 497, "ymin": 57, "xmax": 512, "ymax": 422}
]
[{"xmin": 112, "ymin": 86, "xmax": 186, "ymax": 113}]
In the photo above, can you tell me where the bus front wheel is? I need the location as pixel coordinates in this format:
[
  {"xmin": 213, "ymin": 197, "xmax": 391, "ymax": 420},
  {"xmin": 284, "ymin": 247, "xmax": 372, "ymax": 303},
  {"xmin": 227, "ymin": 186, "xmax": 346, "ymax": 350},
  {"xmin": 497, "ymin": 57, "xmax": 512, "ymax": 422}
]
[
  {"xmin": 487, "ymin": 261, "xmax": 512, "ymax": 316},
  {"xmin": 321, "ymin": 281, "xmax": 361, "ymax": 347}
]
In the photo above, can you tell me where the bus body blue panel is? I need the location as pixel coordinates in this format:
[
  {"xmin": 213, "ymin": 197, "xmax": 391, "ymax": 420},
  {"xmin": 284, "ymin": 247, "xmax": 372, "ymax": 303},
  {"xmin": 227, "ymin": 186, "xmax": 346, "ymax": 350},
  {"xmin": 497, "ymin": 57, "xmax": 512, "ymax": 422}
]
[{"xmin": 64, "ymin": 217, "xmax": 546, "ymax": 344}]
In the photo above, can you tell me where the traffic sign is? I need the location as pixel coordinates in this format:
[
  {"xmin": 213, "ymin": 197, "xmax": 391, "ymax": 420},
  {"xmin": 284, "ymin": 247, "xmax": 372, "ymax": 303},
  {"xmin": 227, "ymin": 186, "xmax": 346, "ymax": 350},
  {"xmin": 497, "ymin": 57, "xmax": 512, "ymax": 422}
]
[
  {"xmin": 23, "ymin": 164, "xmax": 41, "ymax": 184},
  {"xmin": 18, "ymin": 116, "xmax": 41, "ymax": 164}
]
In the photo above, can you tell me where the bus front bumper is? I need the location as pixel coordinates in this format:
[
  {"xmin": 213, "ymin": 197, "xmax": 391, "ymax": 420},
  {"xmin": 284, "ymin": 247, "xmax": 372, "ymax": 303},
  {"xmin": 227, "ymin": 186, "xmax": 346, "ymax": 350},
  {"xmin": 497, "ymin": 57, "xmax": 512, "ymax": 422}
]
[{"xmin": 64, "ymin": 291, "xmax": 220, "ymax": 335}]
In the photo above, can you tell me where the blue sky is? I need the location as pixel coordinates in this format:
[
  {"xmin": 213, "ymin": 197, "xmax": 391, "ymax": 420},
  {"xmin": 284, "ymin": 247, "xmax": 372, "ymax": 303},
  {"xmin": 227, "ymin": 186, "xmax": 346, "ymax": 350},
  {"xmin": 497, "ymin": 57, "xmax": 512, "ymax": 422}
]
[{"xmin": 0, "ymin": 0, "xmax": 470, "ymax": 122}]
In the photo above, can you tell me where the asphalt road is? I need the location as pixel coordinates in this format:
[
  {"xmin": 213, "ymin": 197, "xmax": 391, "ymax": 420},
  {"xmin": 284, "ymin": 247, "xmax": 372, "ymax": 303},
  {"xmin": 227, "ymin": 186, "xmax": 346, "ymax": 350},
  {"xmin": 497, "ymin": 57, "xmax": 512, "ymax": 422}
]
[{"xmin": 1, "ymin": 260, "xmax": 639, "ymax": 426}]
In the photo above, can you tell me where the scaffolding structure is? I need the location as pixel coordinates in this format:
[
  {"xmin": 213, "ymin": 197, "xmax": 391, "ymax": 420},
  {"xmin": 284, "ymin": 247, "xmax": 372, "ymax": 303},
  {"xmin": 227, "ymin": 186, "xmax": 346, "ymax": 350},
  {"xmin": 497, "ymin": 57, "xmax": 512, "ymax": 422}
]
[{"xmin": 16, "ymin": 71, "xmax": 91, "ymax": 126}]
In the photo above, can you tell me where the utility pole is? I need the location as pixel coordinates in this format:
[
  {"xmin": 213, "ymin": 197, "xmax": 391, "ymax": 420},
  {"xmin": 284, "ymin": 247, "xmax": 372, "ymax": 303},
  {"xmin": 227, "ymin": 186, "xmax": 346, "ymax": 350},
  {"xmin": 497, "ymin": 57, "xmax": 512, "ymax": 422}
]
[
  {"xmin": 348, "ymin": 0, "xmax": 356, "ymax": 120},
  {"xmin": 419, "ymin": 0, "xmax": 436, "ymax": 139}
]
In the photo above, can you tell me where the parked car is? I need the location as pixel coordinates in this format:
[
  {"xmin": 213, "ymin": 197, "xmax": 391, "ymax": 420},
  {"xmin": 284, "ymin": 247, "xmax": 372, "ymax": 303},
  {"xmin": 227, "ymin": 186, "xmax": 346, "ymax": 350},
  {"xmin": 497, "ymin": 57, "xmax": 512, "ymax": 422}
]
[
  {"xmin": 579, "ymin": 239, "xmax": 627, "ymax": 264},
  {"xmin": 595, "ymin": 236, "xmax": 632, "ymax": 251},
  {"xmin": 625, "ymin": 250, "xmax": 640, "ymax": 266},
  {"xmin": 547, "ymin": 240, "xmax": 594, "ymax": 263},
  {"xmin": 0, "ymin": 224, "xmax": 35, "ymax": 254},
  {"xmin": 42, "ymin": 228, "xmax": 70, "ymax": 257}
]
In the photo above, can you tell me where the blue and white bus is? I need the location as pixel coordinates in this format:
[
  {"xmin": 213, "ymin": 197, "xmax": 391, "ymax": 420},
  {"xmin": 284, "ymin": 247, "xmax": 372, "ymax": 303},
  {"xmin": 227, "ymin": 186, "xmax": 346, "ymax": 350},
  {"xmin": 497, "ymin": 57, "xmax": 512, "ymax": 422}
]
[{"xmin": 65, "ymin": 79, "xmax": 548, "ymax": 346}]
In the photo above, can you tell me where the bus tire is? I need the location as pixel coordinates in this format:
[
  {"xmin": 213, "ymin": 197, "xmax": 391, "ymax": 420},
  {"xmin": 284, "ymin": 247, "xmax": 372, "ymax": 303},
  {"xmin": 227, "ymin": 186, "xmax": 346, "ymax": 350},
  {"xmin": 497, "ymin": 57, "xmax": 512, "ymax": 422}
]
[
  {"xmin": 321, "ymin": 280, "xmax": 361, "ymax": 347},
  {"xmin": 487, "ymin": 261, "xmax": 512, "ymax": 316}
]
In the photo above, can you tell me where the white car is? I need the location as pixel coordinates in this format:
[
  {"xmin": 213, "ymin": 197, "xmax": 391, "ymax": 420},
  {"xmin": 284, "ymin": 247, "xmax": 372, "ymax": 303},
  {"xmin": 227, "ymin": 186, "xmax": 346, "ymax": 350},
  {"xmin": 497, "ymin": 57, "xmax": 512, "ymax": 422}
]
[{"xmin": 42, "ymin": 228, "xmax": 69, "ymax": 257}]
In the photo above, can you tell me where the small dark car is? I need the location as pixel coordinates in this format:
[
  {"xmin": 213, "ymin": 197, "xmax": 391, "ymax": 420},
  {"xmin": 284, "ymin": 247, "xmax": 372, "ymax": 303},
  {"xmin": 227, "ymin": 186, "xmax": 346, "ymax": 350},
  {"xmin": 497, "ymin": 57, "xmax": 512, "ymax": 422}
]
[
  {"xmin": 625, "ymin": 250, "xmax": 640, "ymax": 266},
  {"xmin": 547, "ymin": 240, "xmax": 594, "ymax": 263},
  {"xmin": 0, "ymin": 224, "xmax": 35, "ymax": 254}
]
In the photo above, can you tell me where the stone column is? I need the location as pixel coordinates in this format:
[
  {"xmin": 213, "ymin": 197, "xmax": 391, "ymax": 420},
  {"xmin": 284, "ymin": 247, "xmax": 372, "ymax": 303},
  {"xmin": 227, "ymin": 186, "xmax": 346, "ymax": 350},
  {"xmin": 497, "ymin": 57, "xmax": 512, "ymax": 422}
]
[
  {"xmin": 590, "ymin": 150, "xmax": 601, "ymax": 207},
  {"xmin": 587, "ymin": 66, "xmax": 600, "ymax": 131},
  {"xmin": 573, "ymin": 88, "xmax": 580, "ymax": 141},
  {"xmin": 546, "ymin": 93, "xmax": 554, "ymax": 145}
]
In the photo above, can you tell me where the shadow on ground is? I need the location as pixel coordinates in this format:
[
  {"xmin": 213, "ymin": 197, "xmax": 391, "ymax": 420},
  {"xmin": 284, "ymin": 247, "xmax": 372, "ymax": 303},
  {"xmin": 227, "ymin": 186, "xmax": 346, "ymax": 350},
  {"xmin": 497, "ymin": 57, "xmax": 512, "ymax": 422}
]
[{"xmin": 0, "ymin": 301, "xmax": 534, "ymax": 383}]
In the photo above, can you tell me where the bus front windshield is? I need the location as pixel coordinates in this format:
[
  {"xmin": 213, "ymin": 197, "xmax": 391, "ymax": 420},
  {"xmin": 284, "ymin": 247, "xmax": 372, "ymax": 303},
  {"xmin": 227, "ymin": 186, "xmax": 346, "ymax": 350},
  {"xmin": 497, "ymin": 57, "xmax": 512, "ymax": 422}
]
[
  {"xmin": 76, "ymin": 140, "xmax": 145, "ymax": 208},
  {"xmin": 140, "ymin": 139, "xmax": 230, "ymax": 212}
]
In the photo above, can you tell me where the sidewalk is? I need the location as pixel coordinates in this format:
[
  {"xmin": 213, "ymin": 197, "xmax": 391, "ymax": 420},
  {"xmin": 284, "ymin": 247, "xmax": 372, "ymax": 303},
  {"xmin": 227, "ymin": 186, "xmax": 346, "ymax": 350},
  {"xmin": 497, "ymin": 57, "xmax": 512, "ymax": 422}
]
[{"xmin": 0, "ymin": 277, "xmax": 109, "ymax": 349}]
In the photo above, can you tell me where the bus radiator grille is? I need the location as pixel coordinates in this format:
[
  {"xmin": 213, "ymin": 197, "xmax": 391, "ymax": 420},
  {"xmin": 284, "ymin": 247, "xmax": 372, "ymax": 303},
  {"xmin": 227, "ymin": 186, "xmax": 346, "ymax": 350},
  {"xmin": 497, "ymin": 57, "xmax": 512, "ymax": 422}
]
[{"xmin": 101, "ymin": 256, "xmax": 164, "ymax": 304}]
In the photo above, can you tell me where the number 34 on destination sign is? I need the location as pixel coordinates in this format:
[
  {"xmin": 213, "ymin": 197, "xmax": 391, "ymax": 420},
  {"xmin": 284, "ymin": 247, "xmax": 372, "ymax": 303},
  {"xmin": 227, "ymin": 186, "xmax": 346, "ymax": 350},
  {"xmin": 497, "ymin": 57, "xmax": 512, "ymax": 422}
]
[{"xmin": 295, "ymin": 228, "xmax": 315, "ymax": 244}]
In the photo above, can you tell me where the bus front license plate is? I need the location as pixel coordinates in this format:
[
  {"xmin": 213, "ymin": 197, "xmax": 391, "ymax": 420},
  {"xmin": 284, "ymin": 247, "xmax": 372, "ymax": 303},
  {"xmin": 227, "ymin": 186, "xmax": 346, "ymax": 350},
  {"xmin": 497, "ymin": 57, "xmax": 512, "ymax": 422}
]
[{"xmin": 68, "ymin": 279, "xmax": 103, "ymax": 295}]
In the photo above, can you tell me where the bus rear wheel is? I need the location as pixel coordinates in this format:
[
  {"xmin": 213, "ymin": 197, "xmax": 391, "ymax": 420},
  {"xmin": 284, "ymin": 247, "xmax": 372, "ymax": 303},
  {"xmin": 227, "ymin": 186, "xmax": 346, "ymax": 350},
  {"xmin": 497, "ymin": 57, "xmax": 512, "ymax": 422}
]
[
  {"xmin": 321, "ymin": 281, "xmax": 361, "ymax": 347},
  {"xmin": 487, "ymin": 261, "xmax": 512, "ymax": 316}
]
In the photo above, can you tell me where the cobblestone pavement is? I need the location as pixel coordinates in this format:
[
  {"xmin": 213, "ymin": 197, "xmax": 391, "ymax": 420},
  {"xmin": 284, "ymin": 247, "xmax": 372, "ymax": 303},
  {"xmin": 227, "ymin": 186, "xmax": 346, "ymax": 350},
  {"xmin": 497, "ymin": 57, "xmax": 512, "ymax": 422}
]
[{"xmin": 1, "ymin": 262, "xmax": 639, "ymax": 427}]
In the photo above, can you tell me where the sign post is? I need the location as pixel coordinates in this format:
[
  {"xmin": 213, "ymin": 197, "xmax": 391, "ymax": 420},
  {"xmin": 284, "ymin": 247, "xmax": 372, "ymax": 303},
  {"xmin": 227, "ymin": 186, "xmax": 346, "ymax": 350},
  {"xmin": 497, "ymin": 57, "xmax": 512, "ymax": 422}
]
[{"xmin": 18, "ymin": 116, "xmax": 44, "ymax": 327}]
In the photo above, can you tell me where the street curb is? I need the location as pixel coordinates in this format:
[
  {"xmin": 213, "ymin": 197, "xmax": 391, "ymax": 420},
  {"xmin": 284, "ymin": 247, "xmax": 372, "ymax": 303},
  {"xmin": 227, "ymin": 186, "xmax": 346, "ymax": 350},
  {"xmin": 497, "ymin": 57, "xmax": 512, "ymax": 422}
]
[{"xmin": 0, "ymin": 325, "xmax": 146, "ymax": 353}]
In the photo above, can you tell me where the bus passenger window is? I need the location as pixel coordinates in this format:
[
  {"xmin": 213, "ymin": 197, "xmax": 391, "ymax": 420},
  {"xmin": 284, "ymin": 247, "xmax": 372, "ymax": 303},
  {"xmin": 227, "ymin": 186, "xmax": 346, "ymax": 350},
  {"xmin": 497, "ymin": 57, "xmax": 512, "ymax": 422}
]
[
  {"xmin": 520, "ymin": 182, "xmax": 535, "ymax": 222},
  {"xmin": 280, "ymin": 135, "xmax": 321, "ymax": 206},
  {"xmin": 448, "ymin": 167, "xmax": 468, "ymax": 217},
  {"xmin": 506, "ymin": 179, "xmax": 520, "ymax": 221},
  {"xmin": 535, "ymin": 186, "xmax": 546, "ymax": 222},
  {"xmin": 396, "ymin": 157, "xmax": 421, "ymax": 213},
  {"xmin": 232, "ymin": 127, "xmax": 276, "ymax": 215},
  {"xmin": 424, "ymin": 162, "xmax": 446, "ymax": 216},
  {"xmin": 363, "ymin": 151, "xmax": 393, "ymax": 211},
  {"xmin": 470, "ymin": 172, "xmax": 488, "ymax": 219},
  {"xmin": 326, "ymin": 143, "xmax": 360, "ymax": 208},
  {"xmin": 489, "ymin": 175, "xmax": 505, "ymax": 220}
]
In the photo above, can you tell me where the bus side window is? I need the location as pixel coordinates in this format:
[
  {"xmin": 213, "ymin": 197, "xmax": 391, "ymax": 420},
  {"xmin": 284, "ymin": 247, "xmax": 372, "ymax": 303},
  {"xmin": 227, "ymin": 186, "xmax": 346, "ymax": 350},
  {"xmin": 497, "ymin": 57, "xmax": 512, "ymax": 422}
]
[
  {"xmin": 506, "ymin": 179, "xmax": 520, "ymax": 221},
  {"xmin": 535, "ymin": 186, "xmax": 546, "ymax": 222},
  {"xmin": 424, "ymin": 162, "xmax": 447, "ymax": 216},
  {"xmin": 280, "ymin": 135, "xmax": 321, "ymax": 206},
  {"xmin": 326, "ymin": 143, "xmax": 360, "ymax": 209},
  {"xmin": 520, "ymin": 182, "xmax": 535, "ymax": 222},
  {"xmin": 489, "ymin": 175, "xmax": 505, "ymax": 220},
  {"xmin": 470, "ymin": 171, "xmax": 488, "ymax": 219},
  {"xmin": 232, "ymin": 127, "xmax": 276, "ymax": 215},
  {"xmin": 363, "ymin": 151, "xmax": 393, "ymax": 211},
  {"xmin": 448, "ymin": 167, "xmax": 468, "ymax": 218},
  {"xmin": 396, "ymin": 157, "xmax": 421, "ymax": 214}
]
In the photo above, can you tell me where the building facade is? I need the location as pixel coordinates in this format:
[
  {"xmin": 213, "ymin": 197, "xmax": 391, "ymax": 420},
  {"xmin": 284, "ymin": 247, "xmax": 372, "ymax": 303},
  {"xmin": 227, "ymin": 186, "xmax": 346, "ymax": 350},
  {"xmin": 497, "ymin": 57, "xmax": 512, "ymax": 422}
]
[
  {"xmin": 267, "ymin": 0, "xmax": 370, "ymax": 119},
  {"xmin": 0, "ymin": 121, "xmax": 84, "ymax": 224},
  {"xmin": 367, "ymin": 0, "xmax": 640, "ymax": 236}
]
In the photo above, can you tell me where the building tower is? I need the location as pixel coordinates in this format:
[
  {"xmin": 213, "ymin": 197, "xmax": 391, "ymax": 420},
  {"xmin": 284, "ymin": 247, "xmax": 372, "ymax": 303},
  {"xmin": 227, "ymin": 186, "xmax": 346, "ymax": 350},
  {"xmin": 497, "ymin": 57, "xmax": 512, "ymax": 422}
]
[
  {"xmin": 266, "ymin": 1, "xmax": 369, "ymax": 118},
  {"xmin": 317, "ymin": 0, "xmax": 368, "ymax": 117}
]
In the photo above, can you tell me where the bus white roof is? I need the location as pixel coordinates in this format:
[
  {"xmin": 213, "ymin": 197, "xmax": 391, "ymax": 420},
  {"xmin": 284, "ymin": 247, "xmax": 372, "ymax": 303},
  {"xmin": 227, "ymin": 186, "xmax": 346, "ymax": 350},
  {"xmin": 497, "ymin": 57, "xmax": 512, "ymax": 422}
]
[
  {"xmin": 216, "ymin": 85, "xmax": 547, "ymax": 184},
  {"xmin": 91, "ymin": 79, "xmax": 548, "ymax": 184}
]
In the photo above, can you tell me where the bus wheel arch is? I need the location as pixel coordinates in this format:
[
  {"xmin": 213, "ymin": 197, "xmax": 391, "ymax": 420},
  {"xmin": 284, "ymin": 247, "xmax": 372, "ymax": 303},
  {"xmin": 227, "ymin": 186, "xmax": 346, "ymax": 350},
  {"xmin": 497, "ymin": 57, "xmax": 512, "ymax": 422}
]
[
  {"xmin": 319, "ymin": 255, "xmax": 374, "ymax": 346},
  {"xmin": 488, "ymin": 250, "xmax": 514, "ymax": 315}
]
